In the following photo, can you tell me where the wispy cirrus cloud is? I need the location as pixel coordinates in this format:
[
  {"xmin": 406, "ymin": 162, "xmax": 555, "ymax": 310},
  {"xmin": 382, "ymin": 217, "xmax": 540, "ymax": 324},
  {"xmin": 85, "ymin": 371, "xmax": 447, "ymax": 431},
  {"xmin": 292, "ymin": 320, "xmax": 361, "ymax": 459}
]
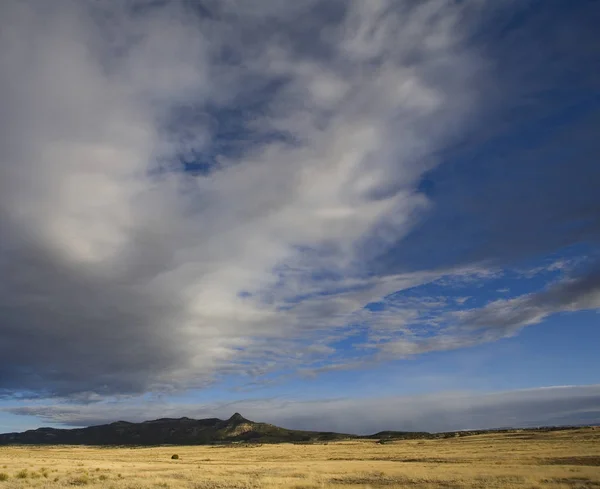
[{"xmin": 372, "ymin": 266, "xmax": 600, "ymax": 358}]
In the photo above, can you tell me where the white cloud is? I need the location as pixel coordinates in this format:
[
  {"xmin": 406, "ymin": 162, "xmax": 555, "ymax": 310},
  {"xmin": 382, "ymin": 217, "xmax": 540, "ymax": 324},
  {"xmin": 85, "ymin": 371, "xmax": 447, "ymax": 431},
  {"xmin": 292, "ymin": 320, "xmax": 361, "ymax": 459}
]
[
  {"xmin": 0, "ymin": 0, "xmax": 487, "ymax": 398},
  {"xmin": 377, "ymin": 268, "xmax": 600, "ymax": 357},
  {"xmin": 1, "ymin": 0, "xmax": 597, "ymax": 402}
]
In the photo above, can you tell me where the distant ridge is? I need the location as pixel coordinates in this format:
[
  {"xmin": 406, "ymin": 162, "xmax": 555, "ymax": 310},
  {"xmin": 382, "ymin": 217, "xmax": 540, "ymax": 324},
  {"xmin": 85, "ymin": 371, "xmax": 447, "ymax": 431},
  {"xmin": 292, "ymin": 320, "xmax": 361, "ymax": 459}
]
[
  {"xmin": 0, "ymin": 415, "xmax": 592, "ymax": 446},
  {"xmin": 0, "ymin": 414, "xmax": 353, "ymax": 446}
]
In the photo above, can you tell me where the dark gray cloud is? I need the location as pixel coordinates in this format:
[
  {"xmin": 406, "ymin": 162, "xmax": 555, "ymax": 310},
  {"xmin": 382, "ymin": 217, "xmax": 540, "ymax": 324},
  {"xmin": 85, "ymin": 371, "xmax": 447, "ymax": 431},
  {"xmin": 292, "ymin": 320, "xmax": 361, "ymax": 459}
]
[
  {"xmin": 6, "ymin": 385, "xmax": 600, "ymax": 434},
  {"xmin": 0, "ymin": 243, "xmax": 191, "ymax": 397}
]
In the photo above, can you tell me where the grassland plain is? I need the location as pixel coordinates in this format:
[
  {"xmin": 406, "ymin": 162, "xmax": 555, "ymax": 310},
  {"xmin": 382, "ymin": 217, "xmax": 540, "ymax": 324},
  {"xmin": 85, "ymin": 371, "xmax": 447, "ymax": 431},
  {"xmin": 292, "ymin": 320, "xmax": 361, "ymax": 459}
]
[{"xmin": 0, "ymin": 427, "xmax": 598, "ymax": 489}]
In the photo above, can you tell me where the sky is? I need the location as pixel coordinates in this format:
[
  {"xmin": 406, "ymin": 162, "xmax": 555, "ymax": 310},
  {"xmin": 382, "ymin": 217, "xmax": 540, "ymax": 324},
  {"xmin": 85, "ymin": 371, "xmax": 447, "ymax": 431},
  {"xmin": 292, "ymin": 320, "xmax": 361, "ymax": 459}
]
[{"xmin": 0, "ymin": 0, "xmax": 599, "ymax": 435}]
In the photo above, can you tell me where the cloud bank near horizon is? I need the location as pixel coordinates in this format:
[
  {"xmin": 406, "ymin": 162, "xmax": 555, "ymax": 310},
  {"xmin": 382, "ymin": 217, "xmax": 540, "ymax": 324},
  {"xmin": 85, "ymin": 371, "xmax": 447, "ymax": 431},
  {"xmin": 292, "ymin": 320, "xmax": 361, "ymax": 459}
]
[
  {"xmin": 6, "ymin": 385, "xmax": 600, "ymax": 434},
  {"xmin": 0, "ymin": 0, "xmax": 599, "ymax": 402}
]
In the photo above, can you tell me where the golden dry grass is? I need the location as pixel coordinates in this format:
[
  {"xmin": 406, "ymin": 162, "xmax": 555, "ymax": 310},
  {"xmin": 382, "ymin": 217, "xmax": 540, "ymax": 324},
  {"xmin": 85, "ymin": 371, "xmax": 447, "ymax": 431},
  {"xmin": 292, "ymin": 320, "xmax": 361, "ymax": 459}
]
[{"xmin": 0, "ymin": 427, "xmax": 598, "ymax": 488}]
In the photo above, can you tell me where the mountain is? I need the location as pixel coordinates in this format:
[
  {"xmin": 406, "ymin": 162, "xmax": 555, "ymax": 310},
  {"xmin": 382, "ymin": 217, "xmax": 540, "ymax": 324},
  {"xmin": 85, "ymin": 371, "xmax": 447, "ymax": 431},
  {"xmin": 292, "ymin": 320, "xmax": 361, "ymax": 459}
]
[
  {"xmin": 0, "ymin": 413, "xmax": 356, "ymax": 446},
  {"xmin": 1, "ymin": 415, "xmax": 587, "ymax": 446}
]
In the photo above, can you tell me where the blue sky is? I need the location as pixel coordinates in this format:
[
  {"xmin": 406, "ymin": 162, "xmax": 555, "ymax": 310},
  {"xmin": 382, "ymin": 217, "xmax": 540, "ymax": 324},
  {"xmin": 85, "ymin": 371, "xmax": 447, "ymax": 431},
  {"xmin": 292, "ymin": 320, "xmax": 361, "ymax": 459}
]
[{"xmin": 0, "ymin": 0, "xmax": 599, "ymax": 434}]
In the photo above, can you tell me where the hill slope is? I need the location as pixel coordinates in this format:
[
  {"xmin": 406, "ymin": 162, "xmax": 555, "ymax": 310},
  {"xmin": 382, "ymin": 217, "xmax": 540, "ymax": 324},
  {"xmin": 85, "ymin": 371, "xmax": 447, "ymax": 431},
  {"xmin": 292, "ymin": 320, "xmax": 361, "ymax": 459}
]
[
  {"xmin": 1, "ymin": 414, "xmax": 584, "ymax": 446},
  {"xmin": 0, "ymin": 413, "xmax": 356, "ymax": 445}
]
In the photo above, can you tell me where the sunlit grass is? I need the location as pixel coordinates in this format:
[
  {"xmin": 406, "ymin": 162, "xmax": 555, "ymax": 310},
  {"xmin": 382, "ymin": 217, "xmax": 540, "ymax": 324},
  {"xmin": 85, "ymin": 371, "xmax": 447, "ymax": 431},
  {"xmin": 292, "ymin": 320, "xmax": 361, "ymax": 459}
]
[{"xmin": 0, "ymin": 427, "xmax": 598, "ymax": 488}]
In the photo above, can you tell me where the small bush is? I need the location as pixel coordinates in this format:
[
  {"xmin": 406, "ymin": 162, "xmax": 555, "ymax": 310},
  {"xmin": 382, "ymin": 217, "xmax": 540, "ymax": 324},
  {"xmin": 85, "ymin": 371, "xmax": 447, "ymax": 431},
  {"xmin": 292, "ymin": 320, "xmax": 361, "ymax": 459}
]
[
  {"xmin": 16, "ymin": 469, "xmax": 28, "ymax": 479},
  {"xmin": 0, "ymin": 472, "xmax": 9, "ymax": 481},
  {"xmin": 99, "ymin": 474, "xmax": 108, "ymax": 481},
  {"xmin": 171, "ymin": 454, "xmax": 179, "ymax": 460},
  {"xmin": 69, "ymin": 474, "xmax": 90, "ymax": 486}
]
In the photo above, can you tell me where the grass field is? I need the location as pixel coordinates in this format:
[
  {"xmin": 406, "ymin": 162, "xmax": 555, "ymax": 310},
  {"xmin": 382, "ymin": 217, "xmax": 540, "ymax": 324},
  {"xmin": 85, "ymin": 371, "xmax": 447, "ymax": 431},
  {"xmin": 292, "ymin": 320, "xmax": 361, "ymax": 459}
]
[{"xmin": 0, "ymin": 427, "xmax": 598, "ymax": 488}]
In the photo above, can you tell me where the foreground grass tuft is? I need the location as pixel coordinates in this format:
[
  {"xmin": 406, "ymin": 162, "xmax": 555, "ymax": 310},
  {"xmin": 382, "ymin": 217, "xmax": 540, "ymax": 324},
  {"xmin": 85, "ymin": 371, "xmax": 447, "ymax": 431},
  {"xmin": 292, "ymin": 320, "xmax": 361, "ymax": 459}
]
[{"xmin": 68, "ymin": 473, "xmax": 90, "ymax": 485}]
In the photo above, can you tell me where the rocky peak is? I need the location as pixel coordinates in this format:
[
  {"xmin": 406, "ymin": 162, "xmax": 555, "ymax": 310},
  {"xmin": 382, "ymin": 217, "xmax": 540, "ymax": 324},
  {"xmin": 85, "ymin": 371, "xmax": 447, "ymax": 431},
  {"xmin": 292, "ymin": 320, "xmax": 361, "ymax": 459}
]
[{"xmin": 228, "ymin": 412, "xmax": 248, "ymax": 424}]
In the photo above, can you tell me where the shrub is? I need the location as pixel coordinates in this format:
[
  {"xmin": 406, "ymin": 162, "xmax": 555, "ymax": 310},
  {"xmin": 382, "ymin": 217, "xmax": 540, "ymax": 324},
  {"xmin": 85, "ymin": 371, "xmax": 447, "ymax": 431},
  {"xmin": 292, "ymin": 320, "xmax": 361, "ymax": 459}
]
[
  {"xmin": 171, "ymin": 454, "xmax": 179, "ymax": 460},
  {"xmin": 69, "ymin": 474, "xmax": 90, "ymax": 486},
  {"xmin": 16, "ymin": 469, "xmax": 28, "ymax": 479},
  {"xmin": 0, "ymin": 473, "xmax": 9, "ymax": 481}
]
